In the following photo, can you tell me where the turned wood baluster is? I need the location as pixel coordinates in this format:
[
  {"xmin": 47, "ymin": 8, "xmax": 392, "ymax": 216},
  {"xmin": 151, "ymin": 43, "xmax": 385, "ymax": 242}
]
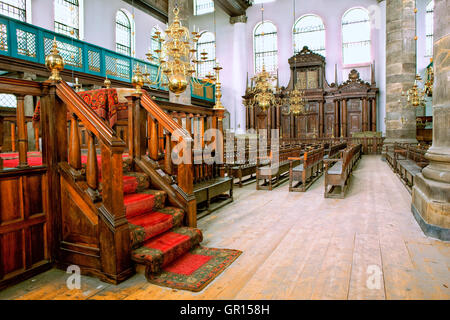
[
  {"xmin": 149, "ymin": 116, "xmax": 158, "ymax": 160},
  {"xmin": 86, "ymin": 130, "xmax": 99, "ymax": 193},
  {"xmin": 10, "ymin": 122, "xmax": 16, "ymax": 152},
  {"xmin": 16, "ymin": 95, "xmax": 28, "ymax": 167},
  {"xmin": 34, "ymin": 125, "xmax": 40, "ymax": 151},
  {"xmin": 69, "ymin": 113, "xmax": 82, "ymax": 170},
  {"xmin": 164, "ymin": 132, "xmax": 173, "ymax": 175}
]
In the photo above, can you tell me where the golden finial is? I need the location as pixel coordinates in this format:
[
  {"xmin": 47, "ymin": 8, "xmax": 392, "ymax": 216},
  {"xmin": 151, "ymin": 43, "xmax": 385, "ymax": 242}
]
[
  {"xmin": 45, "ymin": 38, "xmax": 64, "ymax": 81},
  {"xmin": 104, "ymin": 75, "xmax": 111, "ymax": 89},
  {"xmin": 132, "ymin": 65, "xmax": 145, "ymax": 94}
]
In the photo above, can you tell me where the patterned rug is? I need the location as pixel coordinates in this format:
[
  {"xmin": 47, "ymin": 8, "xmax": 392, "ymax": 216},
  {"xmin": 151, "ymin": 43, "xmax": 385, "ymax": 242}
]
[{"xmin": 146, "ymin": 246, "xmax": 242, "ymax": 292}]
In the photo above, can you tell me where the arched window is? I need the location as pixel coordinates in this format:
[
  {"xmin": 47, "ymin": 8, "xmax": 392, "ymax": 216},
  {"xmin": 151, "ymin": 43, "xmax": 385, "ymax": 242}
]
[
  {"xmin": 254, "ymin": 21, "xmax": 277, "ymax": 73},
  {"xmin": 150, "ymin": 26, "xmax": 163, "ymax": 62},
  {"xmin": 293, "ymin": 14, "xmax": 326, "ymax": 56},
  {"xmin": 194, "ymin": 0, "xmax": 214, "ymax": 16},
  {"xmin": 54, "ymin": 0, "xmax": 80, "ymax": 39},
  {"xmin": 0, "ymin": 0, "xmax": 27, "ymax": 22},
  {"xmin": 342, "ymin": 8, "xmax": 371, "ymax": 65},
  {"xmin": 196, "ymin": 32, "xmax": 215, "ymax": 79},
  {"xmin": 116, "ymin": 9, "xmax": 133, "ymax": 56},
  {"xmin": 425, "ymin": 0, "xmax": 434, "ymax": 57}
]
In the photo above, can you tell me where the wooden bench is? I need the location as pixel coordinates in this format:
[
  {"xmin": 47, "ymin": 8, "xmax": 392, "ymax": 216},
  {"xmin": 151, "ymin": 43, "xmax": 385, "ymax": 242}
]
[
  {"xmin": 394, "ymin": 145, "xmax": 428, "ymax": 191},
  {"xmin": 323, "ymin": 144, "xmax": 362, "ymax": 198},
  {"xmin": 288, "ymin": 147, "xmax": 324, "ymax": 192},
  {"xmin": 326, "ymin": 142, "xmax": 347, "ymax": 160},
  {"xmin": 256, "ymin": 146, "xmax": 303, "ymax": 190}
]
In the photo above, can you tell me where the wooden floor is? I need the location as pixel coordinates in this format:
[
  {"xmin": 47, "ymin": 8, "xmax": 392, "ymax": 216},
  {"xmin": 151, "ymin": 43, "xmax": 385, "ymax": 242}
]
[{"xmin": 1, "ymin": 155, "xmax": 449, "ymax": 300}]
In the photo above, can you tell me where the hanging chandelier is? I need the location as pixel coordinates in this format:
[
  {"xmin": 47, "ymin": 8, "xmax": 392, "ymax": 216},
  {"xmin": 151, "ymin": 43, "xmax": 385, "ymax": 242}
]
[
  {"xmin": 405, "ymin": 74, "xmax": 426, "ymax": 107},
  {"xmin": 424, "ymin": 62, "xmax": 434, "ymax": 97},
  {"xmin": 132, "ymin": 5, "xmax": 218, "ymax": 97},
  {"xmin": 289, "ymin": 82, "xmax": 306, "ymax": 115},
  {"xmin": 252, "ymin": 64, "xmax": 276, "ymax": 111}
]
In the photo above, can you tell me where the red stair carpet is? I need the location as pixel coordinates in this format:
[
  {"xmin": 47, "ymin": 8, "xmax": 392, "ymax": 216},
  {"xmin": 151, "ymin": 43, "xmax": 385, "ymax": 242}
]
[{"xmin": 1, "ymin": 151, "xmax": 242, "ymax": 291}]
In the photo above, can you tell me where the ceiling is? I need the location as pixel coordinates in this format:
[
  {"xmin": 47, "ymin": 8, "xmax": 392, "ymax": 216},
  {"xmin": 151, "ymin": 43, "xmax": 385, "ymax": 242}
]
[{"xmin": 124, "ymin": 0, "xmax": 252, "ymax": 23}]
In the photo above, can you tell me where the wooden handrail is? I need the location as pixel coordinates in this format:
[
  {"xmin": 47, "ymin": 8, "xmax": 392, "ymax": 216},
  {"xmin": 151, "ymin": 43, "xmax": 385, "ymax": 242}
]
[
  {"xmin": 55, "ymin": 81, "xmax": 125, "ymax": 149},
  {"xmin": 141, "ymin": 91, "xmax": 192, "ymax": 141},
  {"xmin": 0, "ymin": 77, "xmax": 42, "ymax": 96}
]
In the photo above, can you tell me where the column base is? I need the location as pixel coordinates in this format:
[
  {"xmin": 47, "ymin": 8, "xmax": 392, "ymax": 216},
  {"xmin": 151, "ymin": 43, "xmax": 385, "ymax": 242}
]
[{"xmin": 411, "ymin": 172, "xmax": 450, "ymax": 241}]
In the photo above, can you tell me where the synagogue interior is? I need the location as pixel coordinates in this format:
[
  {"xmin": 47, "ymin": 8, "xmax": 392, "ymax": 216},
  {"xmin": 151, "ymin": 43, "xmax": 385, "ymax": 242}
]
[{"xmin": 0, "ymin": 0, "xmax": 448, "ymax": 300}]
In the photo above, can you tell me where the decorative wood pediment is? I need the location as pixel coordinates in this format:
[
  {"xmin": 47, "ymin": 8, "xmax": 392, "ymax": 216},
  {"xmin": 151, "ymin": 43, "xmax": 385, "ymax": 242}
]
[
  {"xmin": 338, "ymin": 69, "xmax": 371, "ymax": 93},
  {"xmin": 288, "ymin": 46, "xmax": 325, "ymax": 66}
]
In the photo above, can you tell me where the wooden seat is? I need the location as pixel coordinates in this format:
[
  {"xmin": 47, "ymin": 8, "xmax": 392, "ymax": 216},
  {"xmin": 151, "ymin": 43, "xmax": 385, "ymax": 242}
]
[
  {"xmin": 288, "ymin": 147, "xmax": 324, "ymax": 192},
  {"xmin": 324, "ymin": 144, "xmax": 362, "ymax": 198},
  {"xmin": 256, "ymin": 146, "xmax": 303, "ymax": 190}
]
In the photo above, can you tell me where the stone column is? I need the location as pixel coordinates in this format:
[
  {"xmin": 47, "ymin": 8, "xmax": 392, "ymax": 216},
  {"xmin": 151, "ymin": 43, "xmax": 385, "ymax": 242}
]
[
  {"xmin": 230, "ymin": 15, "xmax": 248, "ymax": 134},
  {"xmin": 168, "ymin": 0, "xmax": 192, "ymax": 105},
  {"xmin": 412, "ymin": 0, "xmax": 450, "ymax": 241},
  {"xmin": 384, "ymin": 0, "xmax": 417, "ymax": 144}
]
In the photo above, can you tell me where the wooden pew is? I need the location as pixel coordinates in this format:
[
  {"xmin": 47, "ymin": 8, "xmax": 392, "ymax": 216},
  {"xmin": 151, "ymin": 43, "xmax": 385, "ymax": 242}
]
[
  {"xmin": 394, "ymin": 144, "xmax": 428, "ymax": 191},
  {"xmin": 326, "ymin": 141, "xmax": 347, "ymax": 159},
  {"xmin": 256, "ymin": 146, "xmax": 302, "ymax": 190},
  {"xmin": 288, "ymin": 147, "xmax": 324, "ymax": 192},
  {"xmin": 323, "ymin": 144, "xmax": 362, "ymax": 198}
]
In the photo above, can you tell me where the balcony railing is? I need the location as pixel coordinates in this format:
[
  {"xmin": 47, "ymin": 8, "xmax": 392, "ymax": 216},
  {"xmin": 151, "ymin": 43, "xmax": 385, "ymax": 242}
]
[{"xmin": 0, "ymin": 14, "xmax": 215, "ymax": 103}]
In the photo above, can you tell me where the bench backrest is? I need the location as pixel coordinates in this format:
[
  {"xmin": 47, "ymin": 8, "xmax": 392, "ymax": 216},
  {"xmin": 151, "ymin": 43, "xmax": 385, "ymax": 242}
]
[{"xmin": 304, "ymin": 147, "xmax": 324, "ymax": 168}]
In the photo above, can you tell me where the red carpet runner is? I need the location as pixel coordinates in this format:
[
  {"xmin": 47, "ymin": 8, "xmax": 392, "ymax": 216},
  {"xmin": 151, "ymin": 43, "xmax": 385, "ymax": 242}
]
[{"xmin": 1, "ymin": 151, "xmax": 241, "ymax": 291}]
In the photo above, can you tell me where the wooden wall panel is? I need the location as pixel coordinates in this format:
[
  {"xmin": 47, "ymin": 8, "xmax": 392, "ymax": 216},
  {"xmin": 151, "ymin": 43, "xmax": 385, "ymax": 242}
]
[
  {"xmin": 0, "ymin": 171, "xmax": 50, "ymax": 288},
  {"xmin": 1, "ymin": 230, "xmax": 23, "ymax": 275}
]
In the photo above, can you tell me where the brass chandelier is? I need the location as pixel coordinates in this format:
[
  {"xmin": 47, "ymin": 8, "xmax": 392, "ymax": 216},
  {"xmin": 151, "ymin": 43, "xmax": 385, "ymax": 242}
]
[
  {"xmin": 405, "ymin": 74, "xmax": 426, "ymax": 107},
  {"xmin": 252, "ymin": 64, "xmax": 276, "ymax": 111},
  {"xmin": 132, "ymin": 6, "xmax": 219, "ymax": 100},
  {"xmin": 289, "ymin": 82, "xmax": 306, "ymax": 115}
]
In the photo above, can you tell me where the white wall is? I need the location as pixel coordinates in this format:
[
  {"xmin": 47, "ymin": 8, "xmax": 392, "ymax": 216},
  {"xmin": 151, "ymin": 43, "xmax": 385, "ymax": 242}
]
[{"xmin": 30, "ymin": 0, "xmax": 166, "ymax": 59}]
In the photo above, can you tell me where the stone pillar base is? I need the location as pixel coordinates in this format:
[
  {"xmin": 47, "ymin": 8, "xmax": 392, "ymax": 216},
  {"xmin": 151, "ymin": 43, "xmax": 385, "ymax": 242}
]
[{"xmin": 412, "ymin": 172, "xmax": 450, "ymax": 241}]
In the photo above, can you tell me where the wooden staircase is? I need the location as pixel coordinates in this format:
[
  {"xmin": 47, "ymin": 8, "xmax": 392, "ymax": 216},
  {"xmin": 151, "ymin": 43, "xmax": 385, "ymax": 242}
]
[{"xmin": 0, "ymin": 76, "xmax": 227, "ymax": 288}]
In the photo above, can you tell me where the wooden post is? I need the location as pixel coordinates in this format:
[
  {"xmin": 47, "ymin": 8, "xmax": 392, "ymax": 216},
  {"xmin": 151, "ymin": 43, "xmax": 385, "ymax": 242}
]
[
  {"xmin": 334, "ymin": 100, "xmax": 340, "ymax": 138},
  {"xmin": 16, "ymin": 95, "xmax": 28, "ymax": 167},
  {"xmin": 371, "ymin": 98, "xmax": 377, "ymax": 131},
  {"xmin": 34, "ymin": 124, "xmax": 40, "ymax": 151},
  {"xmin": 68, "ymin": 113, "xmax": 81, "ymax": 170},
  {"xmin": 86, "ymin": 130, "xmax": 99, "ymax": 200},
  {"xmin": 126, "ymin": 96, "xmax": 135, "ymax": 159},
  {"xmin": 342, "ymin": 99, "xmax": 348, "ymax": 138},
  {"xmin": 319, "ymin": 101, "xmax": 324, "ymax": 138},
  {"xmin": 164, "ymin": 132, "xmax": 172, "ymax": 175},
  {"xmin": 10, "ymin": 122, "xmax": 15, "ymax": 152},
  {"xmin": 150, "ymin": 116, "xmax": 158, "ymax": 160}
]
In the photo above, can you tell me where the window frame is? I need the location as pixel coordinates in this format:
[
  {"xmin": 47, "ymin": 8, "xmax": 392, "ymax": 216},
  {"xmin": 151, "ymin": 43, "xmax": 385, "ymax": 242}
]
[
  {"xmin": 425, "ymin": 0, "xmax": 434, "ymax": 58},
  {"xmin": 195, "ymin": 31, "xmax": 216, "ymax": 79},
  {"xmin": 115, "ymin": 9, "xmax": 134, "ymax": 57},
  {"xmin": 54, "ymin": 0, "xmax": 81, "ymax": 39},
  {"xmin": 253, "ymin": 20, "xmax": 278, "ymax": 74},
  {"xmin": 293, "ymin": 14, "xmax": 326, "ymax": 57},
  {"xmin": 341, "ymin": 7, "xmax": 372, "ymax": 67},
  {"xmin": 0, "ymin": 0, "xmax": 28, "ymax": 22}
]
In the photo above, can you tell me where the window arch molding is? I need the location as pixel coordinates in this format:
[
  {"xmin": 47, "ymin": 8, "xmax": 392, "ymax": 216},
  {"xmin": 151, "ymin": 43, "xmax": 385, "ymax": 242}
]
[
  {"xmin": 253, "ymin": 20, "xmax": 278, "ymax": 74},
  {"xmin": 292, "ymin": 14, "xmax": 326, "ymax": 57},
  {"xmin": 341, "ymin": 7, "xmax": 371, "ymax": 65},
  {"xmin": 115, "ymin": 8, "xmax": 135, "ymax": 57}
]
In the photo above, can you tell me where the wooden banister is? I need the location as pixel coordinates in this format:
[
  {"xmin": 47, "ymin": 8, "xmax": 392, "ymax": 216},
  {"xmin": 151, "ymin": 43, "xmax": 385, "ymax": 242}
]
[{"xmin": 55, "ymin": 81, "xmax": 122, "ymax": 149}]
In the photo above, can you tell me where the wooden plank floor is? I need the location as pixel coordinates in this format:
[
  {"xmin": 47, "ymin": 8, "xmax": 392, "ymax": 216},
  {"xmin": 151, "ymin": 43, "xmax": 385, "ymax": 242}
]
[{"xmin": 0, "ymin": 155, "xmax": 449, "ymax": 300}]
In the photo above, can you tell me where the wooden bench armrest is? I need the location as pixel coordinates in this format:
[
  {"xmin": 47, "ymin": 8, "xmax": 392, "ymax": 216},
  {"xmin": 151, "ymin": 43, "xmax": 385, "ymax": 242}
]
[{"xmin": 288, "ymin": 157, "xmax": 302, "ymax": 161}]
